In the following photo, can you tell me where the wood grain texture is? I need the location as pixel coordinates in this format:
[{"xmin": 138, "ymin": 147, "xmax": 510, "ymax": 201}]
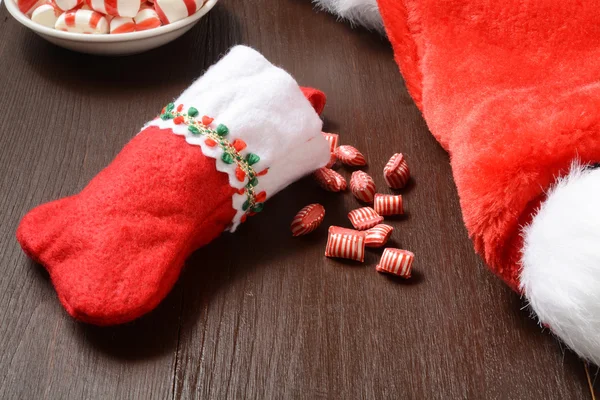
[{"xmin": 0, "ymin": 0, "xmax": 593, "ymax": 399}]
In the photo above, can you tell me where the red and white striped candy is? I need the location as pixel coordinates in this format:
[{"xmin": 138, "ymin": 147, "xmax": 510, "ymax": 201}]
[
  {"xmin": 291, "ymin": 204, "xmax": 325, "ymax": 237},
  {"xmin": 376, "ymin": 248, "xmax": 414, "ymax": 278},
  {"xmin": 384, "ymin": 153, "xmax": 410, "ymax": 189},
  {"xmin": 55, "ymin": 10, "xmax": 109, "ymax": 33},
  {"xmin": 335, "ymin": 145, "xmax": 367, "ymax": 166},
  {"xmin": 54, "ymin": 0, "xmax": 82, "ymax": 11},
  {"xmin": 18, "ymin": 0, "xmax": 45, "ymax": 15},
  {"xmin": 154, "ymin": 0, "xmax": 203, "ymax": 24},
  {"xmin": 365, "ymin": 224, "xmax": 394, "ymax": 248},
  {"xmin": 134, "ymin": 7, "xmax": 161, "ymax": 30},
  {"xmin": 322, "ymin": 132, "xmax": 338, "ymax": 154},
  {"xmin": 86, "ymin": 0, "xmax": 141, "ymax": 17},
  {"xmin": 348, "ymin": 207, "xmax": 384, "ymax": 230},
  {"xmin": 350, "ymin": 170, "xmax": 376, "ymax": 203},
  {"xmin": 70, "ymin": 2, "xmax": 94, "ymax": 10},
  {"xmin": 322, "ymin": 132, "xmax": 338, "ymax": 167},
  {"xmin": 374, "ymin": 194, "xmax": 404, "ymax": 216},
  {"xmin": 31, "ymin": 2, "xmax": 61, "ymax": 27},
  {"xmin": 326, "ymin": 154, "xmax": 336, "ymax": 168},
  {"xmin": 332, "ymin": 171, "xmax": 347, "ymax": 190},
  {"xmin": 313, "ymin": 167, "xmax": 347, "ymax": 192},
  {"xmin": 110, "ymin": 16, "xmax": 135, "ymax": 33},
  {"xmin": 325, "ymin": 226, "xmax": 366, "ymax": 262}
]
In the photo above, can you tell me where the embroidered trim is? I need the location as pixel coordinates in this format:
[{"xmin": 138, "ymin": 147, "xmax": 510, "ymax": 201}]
[{"xmin": 160, "ymin": 102, "xmax": 268, "ymax": 224}]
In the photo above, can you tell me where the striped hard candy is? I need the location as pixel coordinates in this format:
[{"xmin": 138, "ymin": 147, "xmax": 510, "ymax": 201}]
[
  {"xmin": 86, "ymin": 0, "xmax": 141, "ymax": 17},
  {"xmin": 350, "ymin": 170, "xmax": 376, "ymax": 203},
  {"xmin": 374, "ymin": 194, "xmax": 403, "ymax": 216},
  {"xmin": 54, "ymin": 0, "xmax": 82, "ymax": 11},
  {"xmin": 134, "ymin": 7, "xmax": 161, "ymax": 30},
  {"xmin": 321, "ymin": 132, "xmax": 338, "ymax": 168},
  {"xmin": 348, "ymin": 207, "xmax": 384, "ymax": 230},
  {"xmin": 321, "ymin": 132, "xmax": 338, "ymax": 153},
  {"xmin": 110, "ymin": 16, "xmax": 135, "ymax": 32},
  {"xmin": 18, "ymin": 0, "xmax": 46, "ymax": 15},
  {"xmin": 313, "ymin": 167, "xmax": 347, "ymax": 192},
  {"xmin": 365, "ymin": 224, "xmax": 393, "ymax": 248},
  {"xmin": 31, "ymin": 2, "xmax": 61, "ymax": 27},
  {"xmin": 291, "ymin": 204, "xmax": 325, "ymax": 237},
  {"xmin": 384, "ymin": 153, "xmax": 410, "ymax": 189},
  {"xmin": 376, "ymin": 248, "xmax": 414, "ymax": 278},
  {"xmin": 325, "ymin": 226, "xmax": 366, "ymax": 262},
  {"xmin": 335, "ymin": 145, "xmax": 367, "ymax": 166},
  {"xmin": 154, "ymin": 0, "xmax": 203, "ymax": 24},
  {"xmin": 75, "ymin": 3, "xmax": 94, "ymax": 10},
  {"xmin": 55, "ymin": 10, "xmax": 109, "ymax": 33}
]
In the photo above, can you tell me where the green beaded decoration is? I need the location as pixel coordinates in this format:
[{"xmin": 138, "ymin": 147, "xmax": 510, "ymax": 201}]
[
  {"xmin": 187, "ymin": 107, "xmax": 199, "ymax": 117},
  {"xmin": 222, "ymin": 153, "xmax": 234, "ymax": 164},
  {"xmin": 246, "ymin": 153, "xmax": 260, "ymax": 165},
  {"xmin": 216, "ymin": 124, "xmax": 229, "ymax": 136},
  {"xmin": 158, "ymin": 103, "xmax": 268, "ymax": 222},
  {"xmin": 248, "ymin": 177, "xmax": 258, "ymax": 187}
]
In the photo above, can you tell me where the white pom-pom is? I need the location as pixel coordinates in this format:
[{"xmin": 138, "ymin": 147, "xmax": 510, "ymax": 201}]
[
  {"xmin": 522, "ymin": 163, "xmax": 600, "ymax": 364},
  {"xmin": 312, "ymin": 0, "xmax": 384, "ymax": 32}
]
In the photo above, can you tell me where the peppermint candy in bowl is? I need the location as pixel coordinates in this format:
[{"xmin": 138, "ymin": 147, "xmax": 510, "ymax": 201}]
[{"xmin": 5, "ymin": 0, "xmax": 218, "ymax": 55}]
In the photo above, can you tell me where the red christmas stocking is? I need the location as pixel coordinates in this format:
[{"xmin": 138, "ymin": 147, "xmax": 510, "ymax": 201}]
[
  {"xmin": 376, "ymin": 0, "xmax": 600, "ymax": 362},
  {"xmin": 17, "ymin": 46, "xmax": 330, "ymax": 326}
]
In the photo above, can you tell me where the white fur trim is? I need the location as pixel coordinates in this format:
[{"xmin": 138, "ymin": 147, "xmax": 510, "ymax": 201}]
[
  {"xmin": 521, "ymin": 163, "xmax": 600, "ymax": 364},
  {"xmin": 146, "ymin": 46, "xmax": 330, "ymax": 231},
  {"xmin": 313, "ymin": 0, "xmax": 384, "ymax": 32}
]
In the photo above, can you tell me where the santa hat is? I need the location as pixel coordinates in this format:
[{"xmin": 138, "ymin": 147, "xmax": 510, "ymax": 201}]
[
  {"xmin": 316, "ymin": 0, "xmax": 600, "ymax": 364},
  {"xmin": 16, "ymin": 46, "xmax": 330, "ymax": 325},
  {"xmin": 312, "ymin": 0, "xmax": 383, "ymax": 31}
]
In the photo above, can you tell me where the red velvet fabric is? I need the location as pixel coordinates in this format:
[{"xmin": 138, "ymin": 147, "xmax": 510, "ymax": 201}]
[
  {"xmin": 17, "ymin": 127, "xmax": 237, "ymax": 325},
  {"xmin": 377, "ymin": 0, "xmax": 600, "ymax": 290}
]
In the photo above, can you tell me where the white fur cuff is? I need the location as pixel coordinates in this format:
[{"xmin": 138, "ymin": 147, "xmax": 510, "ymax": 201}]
[
  {"xmin": 522, "ymin": 164, "xmax": 600, "ymax": 364},
  {"xmin": 147, "ymin": 46, "xmax": 331, "ymax": 231},
  {"xmin": 313, "ymin": 0, "xmax": 385, "ymax": 32}
]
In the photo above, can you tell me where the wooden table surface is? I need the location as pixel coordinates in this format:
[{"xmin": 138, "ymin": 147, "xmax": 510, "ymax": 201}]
[{"xmin": 0, "ymin": 1, "xmax": 596, "ymax": 399}]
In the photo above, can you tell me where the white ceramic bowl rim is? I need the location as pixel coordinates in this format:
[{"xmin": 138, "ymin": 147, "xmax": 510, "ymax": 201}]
[{"xmin": 5, "ymin": 0, "xmax": 218, "ymax": 42}]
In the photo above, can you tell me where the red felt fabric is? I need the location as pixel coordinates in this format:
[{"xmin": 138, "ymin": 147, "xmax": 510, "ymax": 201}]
[
  {"xmin": 17, "ymin": 126, "xmax": 237, "ymax": 325},
  {"xmin": 301, "ymin": 87, "xmax": 327, "ymax": 115},
  {"xmin": 17, "ymin": 87, "xmax": 327, "ymax": 325},
  {"xmin": 376, "ymin": 0, "xmax": 600, "ymax": 291}
]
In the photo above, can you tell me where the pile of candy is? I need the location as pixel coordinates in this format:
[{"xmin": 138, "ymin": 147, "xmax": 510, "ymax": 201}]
[
  {"xmin": 291, "ymin": 132, "xmax": 414, "ymax": 279},
  {"xmin": 19, "ymin": 0, "xmax": 206, "ymax": 33}
]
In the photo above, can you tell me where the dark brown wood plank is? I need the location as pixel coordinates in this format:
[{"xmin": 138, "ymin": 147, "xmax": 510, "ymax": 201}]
[
  {"xmin": 0, "ymin": 6, "xmax": 233, "ymax": 399},
  {"xmin": 0, "ymin": 0, "xmax": 592, "ymax": 399},
  {"xmin": 173, "ymin": 2, "xmax": 592, "ymax": 399}
]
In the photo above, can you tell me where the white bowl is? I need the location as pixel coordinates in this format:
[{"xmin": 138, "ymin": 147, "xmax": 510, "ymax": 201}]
[{"xmin": 5, "ymin": 0, "xmax": 218, "ymax": 55}]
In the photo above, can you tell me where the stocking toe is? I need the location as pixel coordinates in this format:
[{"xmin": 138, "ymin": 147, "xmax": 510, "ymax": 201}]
[{"xmin": 16, "ymin": 197, "xmax": 74, "ymax": 267}]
